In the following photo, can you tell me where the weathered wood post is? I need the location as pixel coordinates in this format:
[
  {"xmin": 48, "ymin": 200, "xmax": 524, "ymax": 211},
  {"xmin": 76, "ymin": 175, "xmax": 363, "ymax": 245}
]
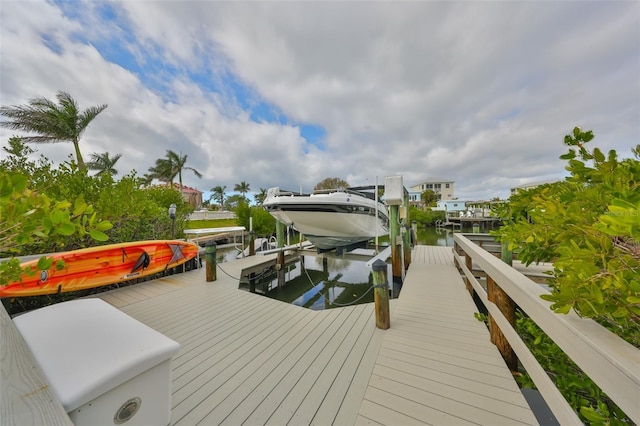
[
  {"xmin": 205, "ymin": 241, "xmax": 217, "ymax": 282},
  {"xmin": 372, "ymin": 259, "xmax": 390, "ymax": 329},
  {"xmin": 276, "ymin": 221, "xmax": 285, "ymax": 288},
  {"xmin": 402, "ymin": 221, "xmax": 411, "ymax": 271},
  {"xmin": 483, "ymin": 237, "xmax": 517, "ymax": 371},
  {"xmin": 385, "ymin": 175, "xmax": 404, "ymax": 285},
  {"xmin": 402, "ymin": 189, "xmax": 411, "ymax": 269},
  {"xmin": 249, "ymin": 230, "xmax": 256, "ymax": 256},
  {"xmin": 411, "ymin": 220, "xmax": 418, "ymax": 245},
  {"xmin": 389, "ymin": 204, "xmax": 402, "ymax": 284},
  {"xmin": 464, "ymin": 250, "xmax": 473, "ymax": 295},
  {"xmin": 487, "ymin": 275, "xmax": 518, "ymax": 372}
]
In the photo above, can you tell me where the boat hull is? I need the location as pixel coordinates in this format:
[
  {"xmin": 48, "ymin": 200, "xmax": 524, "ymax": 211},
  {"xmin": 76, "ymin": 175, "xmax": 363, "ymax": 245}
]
[
  {"xmin": 1, "ymin": 240, "xmax": 199, "ymax": 298},
  {"xmin": 263, "ymin": 188, "xmax": 389, "ymax": 251}
]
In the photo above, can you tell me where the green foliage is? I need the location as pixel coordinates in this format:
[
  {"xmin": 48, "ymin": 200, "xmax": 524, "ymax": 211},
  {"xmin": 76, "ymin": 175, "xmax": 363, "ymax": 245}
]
[
  {"xmin": 254, "ymin": 188, "xmax": 268, "ymax": 205},
  {"xmin": 236, "ymin": 200, "xmax": 276, "ymax": 237},
  {"xmin": 225, "ymin": 194, "xmax": 245, "ymax": 210},
  {"xmin": 234, "ymin": 181, "xmax": 251, "ymax": 202},
  {"xmin": 0, "ymin": 139, "xmax": 191, "ymax": 256},
  {"xmin": 185, "ymin": 218, "xmax": 238, "ymax": 229},
  {"xmin": 494, "ymin": 128, "xmax": 640, "ymax": 345},
  {"xmin": 94, "ymin": 174, "xmax": 188, "ymax": 242},
  {"xmin": 409, "ymin": 206, "xmax": 446, "ymax": 226},
  {"xmin": 210, "ymin": 185, "xmax": 227, "ymax": 209},
  {"xmin": 0, "ymin": 170, "xmax": 112, "ymax": 285},
  {"xmin": 420, "ymin": 189, "xmax": 438, "ymax": 207},
  {"xmin": 314, "ymin": 177, "xmax": 349, "ymax": 191},
  {"xmin": 516, "ymin": 312, "xmax": 629, "ymax": 424}
]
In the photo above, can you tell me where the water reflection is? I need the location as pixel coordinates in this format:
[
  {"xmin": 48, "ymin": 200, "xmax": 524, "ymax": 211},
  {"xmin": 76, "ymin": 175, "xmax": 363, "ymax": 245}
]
[
  {"xmin": 234, "ymin": 226, "xmax": 485, "ymax": 310},
  {"xmin": 415, "ymin": 227, "xmax": 455, "ymax": 246},
  {"xmin": 239, "ymin": 255, "xmax": 393, "ymax": 310}
]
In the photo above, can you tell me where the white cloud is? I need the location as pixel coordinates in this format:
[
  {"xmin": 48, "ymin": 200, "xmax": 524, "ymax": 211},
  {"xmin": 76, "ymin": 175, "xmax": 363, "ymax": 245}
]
[{"xmin": 1, "ymin": 0, "xmax": 638, "ymax": 201}]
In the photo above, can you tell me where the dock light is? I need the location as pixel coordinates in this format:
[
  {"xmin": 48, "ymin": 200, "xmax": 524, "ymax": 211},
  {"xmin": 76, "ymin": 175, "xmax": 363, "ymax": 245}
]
[{"xmin": 168, "ymin": 204, "xmax": 176, "ymax": 239}]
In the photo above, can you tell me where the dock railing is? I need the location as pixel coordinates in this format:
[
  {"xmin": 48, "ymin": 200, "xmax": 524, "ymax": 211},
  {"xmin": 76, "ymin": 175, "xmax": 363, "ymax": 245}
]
[{"xmin": 453, "ymin": 233, "xmax": 640, "ymax": 424}]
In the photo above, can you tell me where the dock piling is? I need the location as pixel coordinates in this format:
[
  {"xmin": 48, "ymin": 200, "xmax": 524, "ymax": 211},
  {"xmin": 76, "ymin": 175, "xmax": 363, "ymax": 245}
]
[
  {"xmin": 276, "ymin": 221, "xmax": 285, "ymax": 288},
  {"xmin": 205, "ymin": 241, "xmax": 217, "ymax": 282},
  {"xmin": 372, "ymin": 259, "xmax": 390, "ymax": 329},
  {"xmin": 249, "ymin": 230, "xmax": 255, "ymax": 256},
  {"xmin": 389, "ymin": 205, "xmax": 403, "ymax": 284}
]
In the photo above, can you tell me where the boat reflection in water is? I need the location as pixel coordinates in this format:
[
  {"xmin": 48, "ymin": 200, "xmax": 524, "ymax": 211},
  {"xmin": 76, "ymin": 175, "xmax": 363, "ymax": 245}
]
[{"xmin": 238, "ymin": 254, "xmax": 394, "ymax": 310}]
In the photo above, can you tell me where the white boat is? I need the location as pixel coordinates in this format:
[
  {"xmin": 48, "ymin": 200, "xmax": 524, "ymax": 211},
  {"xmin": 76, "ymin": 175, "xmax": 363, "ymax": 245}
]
[{"xmin": 262, "ymin": 186, "xmax": 389, "ymax": 252}]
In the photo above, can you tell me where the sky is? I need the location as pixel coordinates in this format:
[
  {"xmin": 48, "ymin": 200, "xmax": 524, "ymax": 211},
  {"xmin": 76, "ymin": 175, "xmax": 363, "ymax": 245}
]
[{"xmin": 1, "ymin": 0, "xmax": 638, "ymax": 203}]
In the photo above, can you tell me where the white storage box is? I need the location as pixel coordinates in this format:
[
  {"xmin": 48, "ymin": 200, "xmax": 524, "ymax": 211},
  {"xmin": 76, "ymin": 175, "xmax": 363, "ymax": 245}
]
[
  {"xmin": 384, "ymin": 175, "xmax": 404, "ymax": 205},
  {"xmin": 13, "ymin": 298, "xmax": 180, "ymax": 425}
]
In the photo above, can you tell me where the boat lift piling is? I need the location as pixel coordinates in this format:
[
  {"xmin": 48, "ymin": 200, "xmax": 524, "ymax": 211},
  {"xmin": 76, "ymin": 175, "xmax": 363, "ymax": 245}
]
[
  {"xmin": 248, "ymin": 217, "xmax": 256, "ymax": 257},
  {"xmin": 402, "ymin": 190, "xmax": 412, "ymax": 270},
  {"xmin": 205, "ymin": 241, "xmax": 217, "ymax": 282},
  {"xmin": 276, "ymin": 220, "xmax": 286, "ymax": 288},
  {"xmin": 385, "ymin": 175, "xmax": 406, "ymax": 285}
]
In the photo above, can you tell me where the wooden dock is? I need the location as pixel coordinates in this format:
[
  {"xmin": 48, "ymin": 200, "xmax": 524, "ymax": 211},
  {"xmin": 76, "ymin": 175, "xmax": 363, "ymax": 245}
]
[
  {"xmin": 94, "ymin": 245, "xmax": 537, "ymax": 425},
  {"xmin": 2, "ymin": 245, "xmax": 538, "ymax": 425}
]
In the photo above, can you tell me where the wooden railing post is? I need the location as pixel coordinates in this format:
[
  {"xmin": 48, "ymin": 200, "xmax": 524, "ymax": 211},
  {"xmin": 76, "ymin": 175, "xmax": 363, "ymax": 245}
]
[
  {"xmin": 453, "ymin": 241, "xmax": 460, "ymax": 269},
  {"xmin": 464, "ymin": 252, "xmax": 473, "ymax": 295},
  {"xmin": 487, "ymin": 275, "xmax": 518, "ymax": 372},
  {"xmin": 372, "ymin": 259, "xmax": 390, "ymax": 329},
  {"xmin": 205, "ymin": 241, "xmax": 217, "ymax": 282}
]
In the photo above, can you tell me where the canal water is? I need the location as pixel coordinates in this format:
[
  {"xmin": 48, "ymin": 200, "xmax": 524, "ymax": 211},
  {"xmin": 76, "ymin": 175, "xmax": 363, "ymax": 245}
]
[{"xmin": 229, "ymin": 226, "xmax": 471, "ymax": 310}]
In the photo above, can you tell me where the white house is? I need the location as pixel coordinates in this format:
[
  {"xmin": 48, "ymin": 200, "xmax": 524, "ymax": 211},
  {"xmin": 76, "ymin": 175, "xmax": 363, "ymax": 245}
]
[
  {"xmin": 434, "ymin": 200, "xmax": 467, "ymax": 212},
  {"xmin": 410, "ymin": 178, "xmax": 455, "ymax": 201}
]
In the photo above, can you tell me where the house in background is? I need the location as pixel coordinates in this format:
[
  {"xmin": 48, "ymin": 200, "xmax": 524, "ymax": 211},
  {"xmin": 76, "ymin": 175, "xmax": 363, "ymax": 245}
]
[
  {"xmin": 156, "ymin": 183, "xmax": 203, "ymax": 208},
  {"xmin": 179, "ymin": 185, "xmax": 203, "ymax": 208},
  {"xmin": 434, "ymin": 200, "xmax": 467, "ymax": 213},
  {"xmin": 409, "ymin": 178, "xmax": 455, "ymax": 204}
]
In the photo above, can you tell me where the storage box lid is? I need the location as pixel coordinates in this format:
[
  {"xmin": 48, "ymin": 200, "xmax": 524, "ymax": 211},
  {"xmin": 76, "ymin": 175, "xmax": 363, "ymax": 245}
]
[{"xmin": 13, "ymin": 299, "xmax": 180, "ymax": 412}]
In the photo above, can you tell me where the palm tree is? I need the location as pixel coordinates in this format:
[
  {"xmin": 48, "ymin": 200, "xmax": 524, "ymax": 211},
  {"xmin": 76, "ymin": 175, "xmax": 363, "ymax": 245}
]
[
  {"xmin": 210, "ymin": 185, "xmax": 227, "ymax": 210},
  {"xmin": 147, "ymin": 157, "xmax": 175, "ymax": 184},
  {"xmin": 87, "ymin": 152, "xmax": 122, "ymax": 176},
  {"xmin": 234, "ymin": 181, "xmax": 251, "ymax": 202},
  {"xmin": 166, "ymin": 150, "xmax": 202, "ymax": 193},
  {"xmin": 254, "ymin": 188, "xmax": 268, "ymax": 205},
  {"xmin": 0, "ymin": 91, "xmax": 107, "ymax": 170}
]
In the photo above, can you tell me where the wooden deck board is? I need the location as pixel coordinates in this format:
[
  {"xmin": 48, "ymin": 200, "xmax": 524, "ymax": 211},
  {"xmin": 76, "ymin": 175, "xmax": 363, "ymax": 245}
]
[
  {"xmin": 77, "ymin": 246, "xmax": 538, "ymax": 426},
  {"xmin": 357, "ymin": 259, "xmax": 538, "ymax": 425}
]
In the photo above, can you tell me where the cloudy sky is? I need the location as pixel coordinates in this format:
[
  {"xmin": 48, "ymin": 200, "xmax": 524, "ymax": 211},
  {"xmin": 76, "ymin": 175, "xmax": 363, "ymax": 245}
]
[{"xmin": 1, "ymin": 1, "xmax": 638, "ymax": 202}]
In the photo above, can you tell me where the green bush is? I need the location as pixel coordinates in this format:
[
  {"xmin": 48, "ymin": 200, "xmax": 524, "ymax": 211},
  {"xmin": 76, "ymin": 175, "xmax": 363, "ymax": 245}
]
[
  {"xmin": 493, "ymin": 128, "xmax": 639, "ymax": 423},
  {"xmin": 235, "ymin": 200, "xmax": 276, "ymax": 237},
  {"xmin": 410, "ymin": 206, "xmax": 446, "ymax": 226}
]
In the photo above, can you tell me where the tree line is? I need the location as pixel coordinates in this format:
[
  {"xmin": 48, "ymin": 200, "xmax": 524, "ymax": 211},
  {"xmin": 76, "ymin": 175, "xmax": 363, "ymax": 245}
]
[{"xmin": 0, "ymin": 91, "xmax": 268, "ymax": 208}]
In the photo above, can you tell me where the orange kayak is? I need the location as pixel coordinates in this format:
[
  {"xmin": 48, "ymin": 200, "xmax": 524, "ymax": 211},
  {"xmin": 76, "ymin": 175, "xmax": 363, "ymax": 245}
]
[{"xmin": 1, "ymin": 240, "xmax": 199, "ymax": 298}]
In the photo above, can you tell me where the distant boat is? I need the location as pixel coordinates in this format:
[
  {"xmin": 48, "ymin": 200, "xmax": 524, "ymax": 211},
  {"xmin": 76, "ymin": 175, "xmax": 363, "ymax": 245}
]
[{"xmin": 262, "ymin": 186, "xmax": 389, "ymax": 252}]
